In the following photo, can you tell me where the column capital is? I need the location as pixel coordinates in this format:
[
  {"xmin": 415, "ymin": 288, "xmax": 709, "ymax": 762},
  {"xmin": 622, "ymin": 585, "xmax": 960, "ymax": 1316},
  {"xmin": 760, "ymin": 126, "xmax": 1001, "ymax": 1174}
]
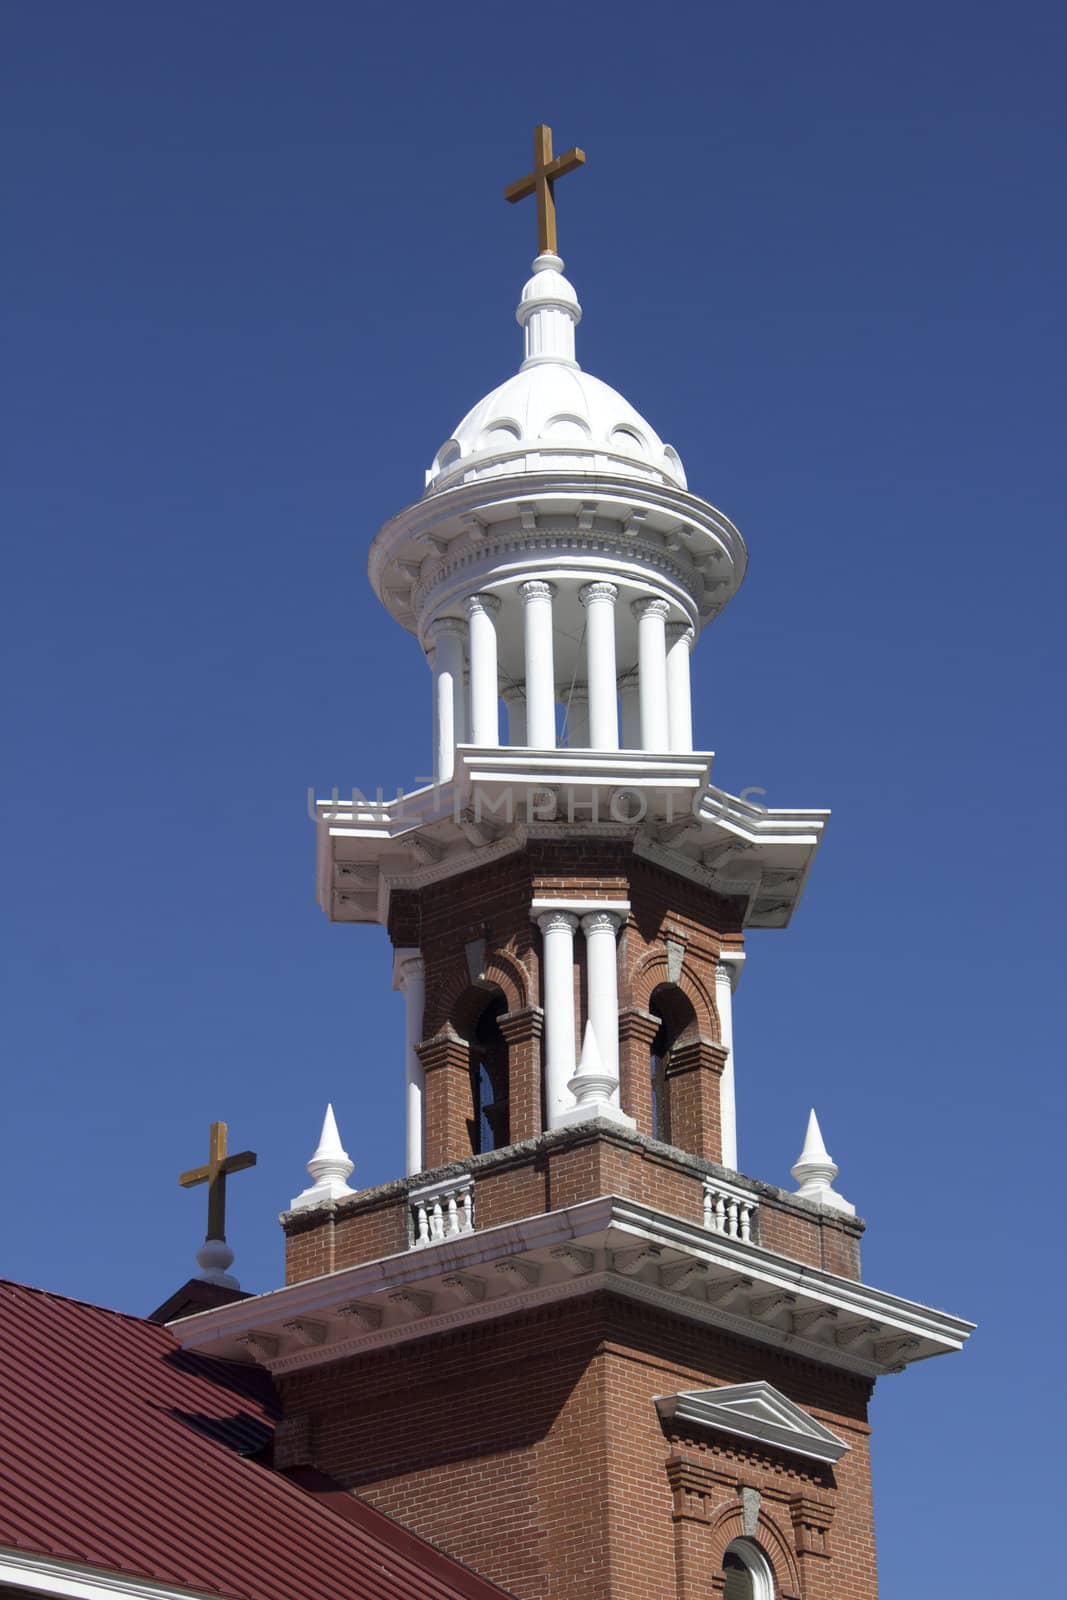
[
  {"xmin": 519, "ymin": 578, "xmax": 556, "ymax": 602},
  {"xmin": 666, "ymin": 621, "xmax": 695, "ymax": 647},
  {"xmin": 428, "ymin": 614, "xmax": 466, "ymax": 641},
  {"xmin": 631, "ymin": 596, "xmax": 671, "ymax": 621},
  {"xmin": 580, "ymin": 909, "xmax": 622, "ymax": 938},
  {"xmin": 714, "ymin": 959, "xmax": 739, "ymax": 989},
  {"xmin": 393, "ymin": 949, "xmax": 425, "ymax": 990},
  {"xmin": 537, "ymin": 909, "xmax": 579, "ymax": 936},
  {"xmin": 466, "ymin": 592, "xmax": 501, "ymax": 616},
  {"xmin": 580, "ymin": 580, "xmax": 619, "ymax": 607}
]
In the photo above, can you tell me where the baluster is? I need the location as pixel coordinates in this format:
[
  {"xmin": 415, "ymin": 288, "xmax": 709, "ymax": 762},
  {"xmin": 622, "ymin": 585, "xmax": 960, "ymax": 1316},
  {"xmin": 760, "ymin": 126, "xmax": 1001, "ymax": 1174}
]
[
  {"xmin": 416, "ymin": 1200, "xmax": 430, "ymax": 1244},
  {"xmin": 714, "ymin": 1193, "xmax": 726, "ymax": 1234},
  {"xmin": 739, "ymin": 1203, "xmax": 753, "ymax": 1243},
  {"xmin": 447, "ymin": 1190, "xmax": 459, "ymax": 1235},
  {"xmin": 431, "ymin": 1198, "xmax": 444, "ymax": 1240},
  {"xmin": 462, "ymin": 1187, "xmax": 473, "ymax": 1233},
  {"xmin": 703, "ymin": 1185, "xmax": 713, "ymax": 1230},
  {"xmin": 726, "ymin": 1197, "xmax": 739, "ymax": 1238}
]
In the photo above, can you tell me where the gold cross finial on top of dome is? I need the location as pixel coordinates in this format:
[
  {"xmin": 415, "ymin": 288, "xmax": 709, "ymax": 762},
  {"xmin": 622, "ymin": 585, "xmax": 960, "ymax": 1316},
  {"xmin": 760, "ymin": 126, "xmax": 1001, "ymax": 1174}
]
[{"xmin": 504, "ymin": 124, "xmax": 586, "ymax": 256}]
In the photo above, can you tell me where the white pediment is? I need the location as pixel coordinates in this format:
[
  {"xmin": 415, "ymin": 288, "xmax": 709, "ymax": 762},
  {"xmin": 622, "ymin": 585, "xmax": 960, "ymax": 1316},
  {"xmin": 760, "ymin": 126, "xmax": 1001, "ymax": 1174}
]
[{"xmin": 654, "ymin": 1380, "xmax": 849, "ymax": 1465}]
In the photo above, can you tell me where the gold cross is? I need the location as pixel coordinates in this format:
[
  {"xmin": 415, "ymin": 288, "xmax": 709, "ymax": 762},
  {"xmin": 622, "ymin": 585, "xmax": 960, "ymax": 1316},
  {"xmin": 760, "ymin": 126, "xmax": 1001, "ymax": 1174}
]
[
  {"xmin": 179, "ymin": 1121, "xmax": 256, "ymax": 1242},
  {"xmin": 504, "ymin": 123, "xmax": 586, "ymax": 257}
]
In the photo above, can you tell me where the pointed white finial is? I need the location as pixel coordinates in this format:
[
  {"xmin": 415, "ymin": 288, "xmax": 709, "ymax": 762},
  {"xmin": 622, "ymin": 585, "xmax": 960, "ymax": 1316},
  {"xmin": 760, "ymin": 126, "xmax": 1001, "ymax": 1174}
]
[
  {"xmin": 791, "ymin": 1108, "xmax": 855, "ymax": 1215},
  {"xmin": 289, "ymin": 1103, "xmax": 357, "ymax": 1212},
  {"xmin": 556, "ymin": 1021, "xmax": 636, "ymax": 1130}
]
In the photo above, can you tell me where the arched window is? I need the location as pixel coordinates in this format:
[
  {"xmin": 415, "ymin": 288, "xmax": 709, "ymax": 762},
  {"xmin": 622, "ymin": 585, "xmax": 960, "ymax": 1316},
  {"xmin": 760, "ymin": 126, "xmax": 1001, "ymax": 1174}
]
[
  {"xmin": 469, "ymin": 992, "xmax": 509, "ymax": 1154},
  {"xmin": 648, "ymin": 983, "xmax": 699, "ymax": 1144},
  {"xmin": 721, "ymin": 1539, "xmax": 774, "ymax": 1600}
]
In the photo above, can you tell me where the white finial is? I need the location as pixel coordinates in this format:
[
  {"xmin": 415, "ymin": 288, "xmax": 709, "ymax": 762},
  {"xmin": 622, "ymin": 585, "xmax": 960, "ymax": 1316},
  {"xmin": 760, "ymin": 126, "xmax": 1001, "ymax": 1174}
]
[
  {"xmin": 516, "ymin": 255, "xmax": 582, "ymax": 369},
  {"xmin": 557, "ymin": 1021, "xmax": 636, "ymax": 1130},
  {"xmin": 195, "ymin": 1237, "xmax": 239, "ymax": 1289},
  {"xmin": 289, "ymin": 1103, "xmax": 357, "ymax": 1212},
  {"xmin": 791, "ymin": 1108, "xmax": 855, "ymax": 1215}
]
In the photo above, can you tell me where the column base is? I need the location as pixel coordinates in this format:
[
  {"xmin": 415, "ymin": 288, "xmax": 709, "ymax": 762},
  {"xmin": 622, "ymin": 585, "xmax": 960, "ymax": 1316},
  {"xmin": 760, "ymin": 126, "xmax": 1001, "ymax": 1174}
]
[{"xmin": 554, "ymin": 1100, "xmax": 637, "ymax": 1132}]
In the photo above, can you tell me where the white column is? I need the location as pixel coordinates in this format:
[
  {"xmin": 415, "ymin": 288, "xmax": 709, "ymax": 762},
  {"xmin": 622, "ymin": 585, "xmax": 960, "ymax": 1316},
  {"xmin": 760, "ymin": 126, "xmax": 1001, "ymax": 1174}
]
[
  {"xmin": 537, "ymin": 911, "xmax": 578, "ymax": 1128},
  {"xmin": 520, "ymin": 579, "xmax": 557, "ymax": 748},
  {"xmin": 502, "ymin": 684, "xmax": 526, "ymax": 746},
  {"xmin": 715, "ymin": 960, "xmax": 737, "ymax": 1170},
  {"xmin": 666, "ymin": 623, "xmax": 695, "ymax": 753},
  {"xmin": 618, "ymin": 668, "xmax": 641, "ymax": 748},
  {"xmin": 580, "ymin": 581, "xmax": 620, "ymax": 750},
  {"xmin": 429, "ymin": 617, "xmax": 466, "ymax": 782},
  {"xmin": 631, "ymin": 597, "xmax": 670, "ymax": 751},
  {"xmin": 395, "ymin": 951, "xmax": 426, "ymax": 1176},
  {"xmin": 566, "ymin": 684, "xmax": 589, "ymax": 747},
  {"xmin": 466, "ymin": 593, "xmax": 501, "ymax": 747},
  {"xmin": 581, "ymin": 910, "xmax": 622, "ymax": 1103}
]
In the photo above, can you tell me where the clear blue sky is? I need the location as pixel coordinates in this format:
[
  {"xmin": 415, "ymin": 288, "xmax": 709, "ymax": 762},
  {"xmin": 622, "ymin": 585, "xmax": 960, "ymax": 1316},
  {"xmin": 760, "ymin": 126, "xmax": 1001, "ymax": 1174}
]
[{"xmin": 3, "ymin": 3, "xmax": 1064, "ymax": 1593}]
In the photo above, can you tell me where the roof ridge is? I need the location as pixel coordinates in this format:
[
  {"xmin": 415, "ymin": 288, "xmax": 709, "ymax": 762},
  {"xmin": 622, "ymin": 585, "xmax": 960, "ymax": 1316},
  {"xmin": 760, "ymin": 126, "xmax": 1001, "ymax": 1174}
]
[{"xmin": 0, "ymin": 1277, "xmax": 164, "ymax": 1330}]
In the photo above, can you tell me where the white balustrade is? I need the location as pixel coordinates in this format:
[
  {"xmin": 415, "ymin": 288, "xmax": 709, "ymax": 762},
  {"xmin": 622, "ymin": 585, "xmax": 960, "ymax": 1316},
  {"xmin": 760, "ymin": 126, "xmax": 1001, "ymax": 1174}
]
[
  {"xmin": 702, "ymin": 1179, "xmax": 757, "ymax": 1243},
  {"xmin": 410, "ymin": 1174, "xmax": 475, "ymax": 1246}
]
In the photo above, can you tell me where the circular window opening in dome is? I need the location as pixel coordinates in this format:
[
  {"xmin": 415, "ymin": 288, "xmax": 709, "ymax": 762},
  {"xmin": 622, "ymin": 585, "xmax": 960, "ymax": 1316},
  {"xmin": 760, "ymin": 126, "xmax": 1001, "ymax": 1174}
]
[
  {"xmin": 609, "ymin": 425, "xmax": 649, "ymax": 458},
  {"xmin": 543, "ymin": 413, "xmax": 592, "ymax": 444},
  {"xmin": 479, "ymin": 421, "xmax": 521, "ymax": 452}
]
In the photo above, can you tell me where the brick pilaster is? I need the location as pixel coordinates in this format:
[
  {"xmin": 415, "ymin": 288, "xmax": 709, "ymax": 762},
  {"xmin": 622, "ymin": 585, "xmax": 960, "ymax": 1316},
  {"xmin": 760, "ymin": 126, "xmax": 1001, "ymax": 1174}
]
[
  {"xmin": 664, "ymin": 1038, "xmax": 728, "ymax": 1162},
  {"xmin": 416, "ymin": 1031, "xmax": 473, "ymax": 1167},
  {"xmin": 498, "ymin": 1005, "xmax": 544, "ymax": 1142},
  {"xmin": 618, "ymin": 1006, "xmax": 659, "ymax": 1135}
]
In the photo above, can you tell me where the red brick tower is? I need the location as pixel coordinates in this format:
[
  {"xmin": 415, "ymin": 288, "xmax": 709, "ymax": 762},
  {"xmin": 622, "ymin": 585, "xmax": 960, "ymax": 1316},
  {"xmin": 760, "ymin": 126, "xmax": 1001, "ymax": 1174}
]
[{"xmin": 173, "ymin": 131, "xmax": 972, "ymax": 1600}]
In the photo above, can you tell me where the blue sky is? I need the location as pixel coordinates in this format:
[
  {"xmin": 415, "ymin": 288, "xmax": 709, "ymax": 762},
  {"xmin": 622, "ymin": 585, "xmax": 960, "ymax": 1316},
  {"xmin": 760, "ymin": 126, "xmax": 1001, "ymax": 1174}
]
[{"xmin": 3, "ymin": 3, "xmax": 1064, "ymax": 1593}]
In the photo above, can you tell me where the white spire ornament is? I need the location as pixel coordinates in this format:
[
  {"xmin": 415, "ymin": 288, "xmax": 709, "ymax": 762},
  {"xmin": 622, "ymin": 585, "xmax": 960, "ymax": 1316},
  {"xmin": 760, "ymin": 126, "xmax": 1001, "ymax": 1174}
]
[
  {"xmin": 791, "ymin": 1109, "xmax": 855, "ymax": 1215},
  {"xmin": 290, "ymin": 1104, "xmax": 357, "ymax": 1212},
  {"xmin": 556, "ymin": 1021, "xmax": 636, "ymax": 1130}
]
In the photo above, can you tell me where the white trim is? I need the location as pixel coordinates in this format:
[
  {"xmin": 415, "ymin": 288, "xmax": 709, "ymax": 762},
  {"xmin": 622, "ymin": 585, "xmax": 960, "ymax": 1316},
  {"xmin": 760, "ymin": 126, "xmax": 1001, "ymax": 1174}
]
[
  {"xmin": 175, "ymin": 1194, "xmax": 974, "ymax": 1379},
  {"xmin": 531, "ymin": 898, "xmax": 631, "ymax": 917},
  {"xmin": 0, "ymin": 1549, "xmax": 217, "ymax": 1600},
  {"xmin": 655, "ymin": 1380, "xmax": 849, "ymax": 1464},
  {"xmin": 725, "ymin": 1539, "xmax": 775, "ymax": 1600}
]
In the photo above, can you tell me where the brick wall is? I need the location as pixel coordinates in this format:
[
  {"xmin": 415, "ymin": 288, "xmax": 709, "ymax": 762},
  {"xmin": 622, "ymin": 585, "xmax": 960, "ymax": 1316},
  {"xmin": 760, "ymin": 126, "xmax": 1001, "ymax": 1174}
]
[{"xmin": 279, "ymin": 1292, "xmax": 878, "ymax": 1600}]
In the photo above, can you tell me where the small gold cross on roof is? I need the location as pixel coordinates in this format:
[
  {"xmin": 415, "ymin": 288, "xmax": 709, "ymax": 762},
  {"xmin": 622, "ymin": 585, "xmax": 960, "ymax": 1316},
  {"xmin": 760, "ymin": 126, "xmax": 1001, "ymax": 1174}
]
[
  {"xmin": 179, "ymin": 1120, "xmax": 256, "ymax": 1243},
  {"xmin": 504, "ymin": 123, "xmax": 586, "ymax": 257}
]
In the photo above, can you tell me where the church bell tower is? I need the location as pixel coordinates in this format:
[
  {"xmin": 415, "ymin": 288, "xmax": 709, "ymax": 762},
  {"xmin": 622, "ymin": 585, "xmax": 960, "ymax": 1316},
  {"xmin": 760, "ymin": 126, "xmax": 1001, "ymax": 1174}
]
[{"xmin": 171, "ymin": 128, "xmax": 972, "ymax": 1600}]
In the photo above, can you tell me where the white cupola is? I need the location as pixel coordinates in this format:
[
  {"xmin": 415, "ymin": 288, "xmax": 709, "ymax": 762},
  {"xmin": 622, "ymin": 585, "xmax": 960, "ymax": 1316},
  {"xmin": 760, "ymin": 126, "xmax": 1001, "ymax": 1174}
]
[{"xmin": 425, "ymin": 253, "xmax": 687, "ymax": 494}]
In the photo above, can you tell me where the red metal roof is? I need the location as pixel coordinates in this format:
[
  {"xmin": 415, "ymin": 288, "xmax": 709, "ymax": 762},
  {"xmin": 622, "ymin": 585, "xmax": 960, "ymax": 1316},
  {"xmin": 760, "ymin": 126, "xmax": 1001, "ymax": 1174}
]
[{"xmin": 0, "ymin": 1278, "xmax": 512, "ymax": 1600}]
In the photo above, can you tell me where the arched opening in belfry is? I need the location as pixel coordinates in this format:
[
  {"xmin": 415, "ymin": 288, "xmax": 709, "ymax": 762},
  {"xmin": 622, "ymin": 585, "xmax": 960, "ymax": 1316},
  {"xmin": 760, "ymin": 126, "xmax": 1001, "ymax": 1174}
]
[
  {"xmin": 468, "ymin": 990, "xmax": 510, "ymax": 1155},
  {"xmin": 648, "ymin": 982, "xmax": 699, "ymax": 1144}
]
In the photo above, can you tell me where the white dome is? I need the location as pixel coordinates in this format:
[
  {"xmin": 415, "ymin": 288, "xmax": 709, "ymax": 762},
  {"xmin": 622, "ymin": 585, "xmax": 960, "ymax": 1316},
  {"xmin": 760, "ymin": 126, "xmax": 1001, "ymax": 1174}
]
[{"xmin": 425, "ymin": 255, "xmax": 687, "ymax": 495}]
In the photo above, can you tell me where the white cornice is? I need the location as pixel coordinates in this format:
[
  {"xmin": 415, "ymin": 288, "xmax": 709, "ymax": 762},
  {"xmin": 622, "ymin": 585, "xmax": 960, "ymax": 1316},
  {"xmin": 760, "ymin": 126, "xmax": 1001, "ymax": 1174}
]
[{"xmin": 172, "ymin": 1195, "xmax": 973, "ymax": 1381}]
